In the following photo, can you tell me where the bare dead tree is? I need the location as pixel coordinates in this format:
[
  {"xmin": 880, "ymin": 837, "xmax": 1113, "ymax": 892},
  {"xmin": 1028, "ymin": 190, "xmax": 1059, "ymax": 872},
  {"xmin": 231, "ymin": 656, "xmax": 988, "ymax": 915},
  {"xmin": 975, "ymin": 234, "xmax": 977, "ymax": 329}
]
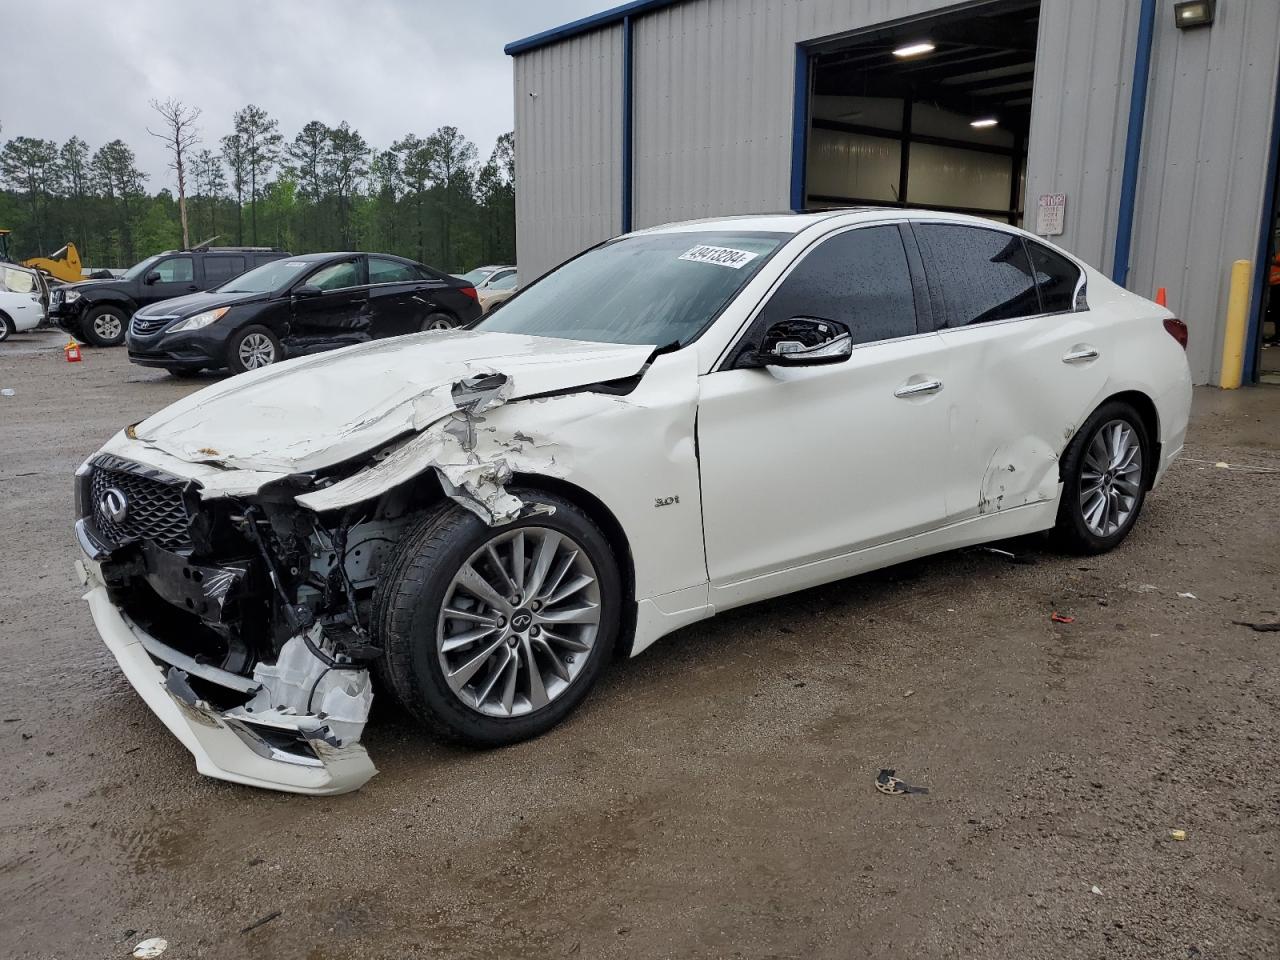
[{"xmin": 148, "ymin": 98, "xmax": 202, "ymax": 249}]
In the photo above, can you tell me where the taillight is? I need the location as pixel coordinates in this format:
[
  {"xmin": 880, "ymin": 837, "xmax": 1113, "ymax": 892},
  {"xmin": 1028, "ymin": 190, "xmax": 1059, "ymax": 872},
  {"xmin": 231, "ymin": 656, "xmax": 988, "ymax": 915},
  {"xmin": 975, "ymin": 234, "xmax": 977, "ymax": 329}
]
[
  {"xmin": 459, "ymin": 286, "xmax": 478, "ymax": 301},
  {"xmin": 1162, "ymin": 317, "xmax": 1188, "ymax": 350}
]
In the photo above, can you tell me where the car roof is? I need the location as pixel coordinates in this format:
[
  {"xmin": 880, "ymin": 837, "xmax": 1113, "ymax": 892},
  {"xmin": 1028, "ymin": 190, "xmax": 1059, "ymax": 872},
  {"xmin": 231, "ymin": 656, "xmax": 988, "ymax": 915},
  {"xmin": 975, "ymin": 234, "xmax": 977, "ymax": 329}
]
[{"xmin": 634, "ymin": 207, "xmax": 1032, "ymax": 237}]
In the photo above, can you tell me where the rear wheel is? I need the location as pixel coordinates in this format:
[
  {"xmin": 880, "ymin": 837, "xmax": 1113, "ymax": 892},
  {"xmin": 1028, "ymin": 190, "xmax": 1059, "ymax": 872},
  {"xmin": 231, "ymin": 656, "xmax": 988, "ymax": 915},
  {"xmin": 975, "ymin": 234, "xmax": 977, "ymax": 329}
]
[
  {"xmin": 226, "ymin": 325, "xmax": 281, "ymax": 374},
  {"xmin": 1054, "ymin": 401, "xmax": 1151, "ymax": 554},
  {"xmin": 420, "ymin": 312, "xmax": 457, "ymax": 332},
  {"xmin": 0, "ymin": 313, "xmax": 13, "ymax": 342},
  {"xmin": 373, "ymin": 490, "xmax": 622, "ymax": 746},
  {"xmin": 81, "ymin": 305, "xmax": 128, "ymax": 347}
]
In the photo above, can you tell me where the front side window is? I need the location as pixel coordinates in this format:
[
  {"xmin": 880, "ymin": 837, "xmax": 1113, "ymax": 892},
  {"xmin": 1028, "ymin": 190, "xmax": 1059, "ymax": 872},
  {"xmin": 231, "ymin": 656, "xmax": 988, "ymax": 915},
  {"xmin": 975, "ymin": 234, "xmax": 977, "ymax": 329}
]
[
  {"xmin": 1, "ymin": 266, "xmax": 35, "ymax": 294},
  {"xmin": 489, "ymin": 272, "xmax": 519, "ymax": 291},
  {"xmin": 914, "ymin": 224, "xmax": 1039, "ymax": 327},
  {"xmin": 1027, "ymin": 241, "xmax": 1085, "ymax": 313},
  {"xmin": 476, "ymin": 231, "xmax": 785, "ymax": 347},
  {"xmin": 369, "ymin": 257, "xmax": 416, "ymax": 284},
  {"xmin": 154, "ymin": 257, "xmax": 194, "ymax": 283},
  {"xmin": 203, "ymin": 256, "xmax": 245, "ymax": 284},
  {"xmin": 308, "ymin": 260, "xmax": 360, "ymax": 291},
  {"xmin": 755, "ymin": 225, "xmax": 918, "ymax": 345}
]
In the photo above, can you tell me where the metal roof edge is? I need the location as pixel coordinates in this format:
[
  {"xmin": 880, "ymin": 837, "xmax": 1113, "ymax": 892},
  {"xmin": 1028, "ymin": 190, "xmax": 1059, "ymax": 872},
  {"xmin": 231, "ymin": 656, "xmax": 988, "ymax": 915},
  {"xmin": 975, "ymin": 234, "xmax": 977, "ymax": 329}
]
[{"xmin": 505, "ymin": 0, "xmax": 684, "ymax": 55}]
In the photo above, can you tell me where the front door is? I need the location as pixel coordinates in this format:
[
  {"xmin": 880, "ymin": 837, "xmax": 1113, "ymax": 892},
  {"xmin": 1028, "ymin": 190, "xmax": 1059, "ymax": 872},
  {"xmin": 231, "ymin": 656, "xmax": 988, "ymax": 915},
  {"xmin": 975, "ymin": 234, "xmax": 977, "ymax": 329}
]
[
  {"xmin": 289, "ymin": 257, "xmax": 370, "ymax": 343},
  {"xmin": 139, "ymin": 255, "xmax": 197, "ymax": 307},
  {"xmin": 697, "ymin": 224, "xmax": 951, "ymax": 604}
]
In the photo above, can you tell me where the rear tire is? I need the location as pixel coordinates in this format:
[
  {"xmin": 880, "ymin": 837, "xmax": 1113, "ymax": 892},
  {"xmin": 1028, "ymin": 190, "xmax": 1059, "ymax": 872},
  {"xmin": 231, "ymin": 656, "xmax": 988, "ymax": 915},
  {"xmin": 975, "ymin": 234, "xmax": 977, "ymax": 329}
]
[
  {"xmin": 372, "ymin": 489, "xmax": 622, "ymax": 746},
  {"xmin": 226, "ymin": 325, "xmax": 281, "ymax": 374},
  {"xmin": 1054, "ymin": 400, "xmax": 1151, "ymax": 554},
  {"xmin": 420, "ymin": 312, "xmax": 457, "ymax": 332},
  {"xmin": 0, "ymin": 313, "xmax": 13, "ymax": 342},
  {"xmin": 81, "ymin": 305, "xmax": 128, "ymax": 347}
]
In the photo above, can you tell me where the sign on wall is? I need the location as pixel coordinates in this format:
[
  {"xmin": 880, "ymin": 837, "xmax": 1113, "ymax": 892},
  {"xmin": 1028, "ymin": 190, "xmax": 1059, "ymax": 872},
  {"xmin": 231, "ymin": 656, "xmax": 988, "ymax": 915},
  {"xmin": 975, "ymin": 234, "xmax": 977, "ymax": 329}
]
[{"xmin": 1037, "ymin": 193, "xmax": 1067, "ymax": 236}]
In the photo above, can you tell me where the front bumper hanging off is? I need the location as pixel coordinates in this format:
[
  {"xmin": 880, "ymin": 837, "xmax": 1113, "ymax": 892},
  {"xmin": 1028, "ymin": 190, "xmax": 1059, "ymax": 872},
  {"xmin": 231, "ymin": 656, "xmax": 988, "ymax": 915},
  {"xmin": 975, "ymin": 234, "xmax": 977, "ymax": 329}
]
[{"xmin": 77, "ymin": 556, "xmax": 377, "ymax": 796}]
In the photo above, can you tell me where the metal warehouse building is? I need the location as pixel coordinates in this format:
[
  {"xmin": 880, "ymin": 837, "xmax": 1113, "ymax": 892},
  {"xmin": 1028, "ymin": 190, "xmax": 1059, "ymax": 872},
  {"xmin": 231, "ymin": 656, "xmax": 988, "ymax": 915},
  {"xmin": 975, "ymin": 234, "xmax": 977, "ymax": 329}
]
[{"xmin": 506, "ymin": 0, "xmax": 1280, "ymax": 385}]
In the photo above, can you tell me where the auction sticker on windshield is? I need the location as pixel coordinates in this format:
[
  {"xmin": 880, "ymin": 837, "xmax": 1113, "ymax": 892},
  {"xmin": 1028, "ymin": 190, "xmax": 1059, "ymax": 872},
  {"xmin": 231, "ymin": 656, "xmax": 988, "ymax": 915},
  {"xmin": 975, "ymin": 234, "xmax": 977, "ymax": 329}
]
[{"xmin": 678, "ymin": 245, "xmax": 759, "ymax": 269}]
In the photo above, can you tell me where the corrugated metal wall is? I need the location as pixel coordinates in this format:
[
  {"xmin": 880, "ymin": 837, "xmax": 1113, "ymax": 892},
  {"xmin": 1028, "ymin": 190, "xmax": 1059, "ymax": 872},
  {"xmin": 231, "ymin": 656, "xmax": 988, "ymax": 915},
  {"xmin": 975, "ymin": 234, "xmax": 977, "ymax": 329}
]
[
  {"xmin": 513, "ymin": 25, "xmax": 624, "ymax": 281},
  {"xmin": 1127, "ymin": 0, "xmax": 1280, "ymax": 383},
  {"xmin": 511, "ymin": 0, "xmax": 1280, "ymax": 383}
]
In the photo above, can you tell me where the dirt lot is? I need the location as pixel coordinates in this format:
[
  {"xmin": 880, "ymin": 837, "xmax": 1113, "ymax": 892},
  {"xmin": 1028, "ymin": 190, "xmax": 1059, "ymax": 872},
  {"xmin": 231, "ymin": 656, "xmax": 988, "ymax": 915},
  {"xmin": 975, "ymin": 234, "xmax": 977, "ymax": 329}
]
[{"xmin": 2, "ymin": 328, "xmax": 1279, "ymax": 960}]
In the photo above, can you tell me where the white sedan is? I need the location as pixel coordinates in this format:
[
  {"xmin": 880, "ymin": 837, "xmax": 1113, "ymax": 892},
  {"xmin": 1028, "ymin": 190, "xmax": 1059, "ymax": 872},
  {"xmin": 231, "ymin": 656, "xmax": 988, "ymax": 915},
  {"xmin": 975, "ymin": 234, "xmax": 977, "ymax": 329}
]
[
  {"xmin": 0, "ymin": 265, "xmax": 47, "ymax": 340},
  {"xmin": 74, "ymin": 210, "xmax": 1192, "ymax": 793}
]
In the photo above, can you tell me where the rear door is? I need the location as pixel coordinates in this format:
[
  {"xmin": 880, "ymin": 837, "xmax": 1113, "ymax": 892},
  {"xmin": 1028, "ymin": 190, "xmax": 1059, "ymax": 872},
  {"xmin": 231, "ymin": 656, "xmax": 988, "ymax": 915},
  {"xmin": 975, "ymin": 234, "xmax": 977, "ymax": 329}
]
[
  {"xmin": 139, "ymin": 255, "xmax": 197, "ymax": 306},
  {"xmin": 367, "ymin": 256, "xmax": 435, "ymax": 337},
  {"xmin": 910, "ymin": 222, "xmax": 1106, "ymax": 521},
  {"xmin": 289, "ymin": 257, "xmax": 370, "ymax": 341},
  {"xmin": 200, "ymin": 254, "xmax": 247, "ymax": 291}
]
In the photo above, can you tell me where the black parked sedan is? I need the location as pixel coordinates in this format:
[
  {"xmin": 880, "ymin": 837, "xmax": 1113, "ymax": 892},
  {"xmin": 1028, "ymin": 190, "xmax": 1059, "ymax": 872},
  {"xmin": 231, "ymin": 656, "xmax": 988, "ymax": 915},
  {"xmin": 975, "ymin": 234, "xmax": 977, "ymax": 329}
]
[{"xmin": 126, "ymin": 252, "xmax": 483, "ymax": 375}]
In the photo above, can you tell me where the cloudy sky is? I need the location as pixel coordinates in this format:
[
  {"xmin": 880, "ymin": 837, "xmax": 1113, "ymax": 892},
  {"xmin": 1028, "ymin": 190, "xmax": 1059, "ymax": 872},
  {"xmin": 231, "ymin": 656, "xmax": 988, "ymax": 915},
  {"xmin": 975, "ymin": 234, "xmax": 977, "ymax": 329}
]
[{"xmin": 3, "ymin": 0, "xmax": 605, "ymax": 184}]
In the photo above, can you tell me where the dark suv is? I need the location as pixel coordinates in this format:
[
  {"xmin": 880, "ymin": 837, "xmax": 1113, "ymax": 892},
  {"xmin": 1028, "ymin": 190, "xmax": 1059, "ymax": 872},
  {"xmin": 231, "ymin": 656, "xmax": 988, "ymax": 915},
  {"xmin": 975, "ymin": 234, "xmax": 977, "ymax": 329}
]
[{"xmin": 50, "ymin": 246, "xmax": 290, "ymax": 346}]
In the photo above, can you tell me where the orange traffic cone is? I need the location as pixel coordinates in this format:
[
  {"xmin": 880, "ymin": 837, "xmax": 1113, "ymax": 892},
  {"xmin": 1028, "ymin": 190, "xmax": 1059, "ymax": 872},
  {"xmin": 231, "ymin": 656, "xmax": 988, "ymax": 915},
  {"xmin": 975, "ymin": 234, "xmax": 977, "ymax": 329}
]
[
  {"xmin": 64, "ymin": 339, "xmax": 82, "ymax": 363},
  {"xmin": 1155, "ymin": 287, "xmax": 1168, "ymax": 307}
]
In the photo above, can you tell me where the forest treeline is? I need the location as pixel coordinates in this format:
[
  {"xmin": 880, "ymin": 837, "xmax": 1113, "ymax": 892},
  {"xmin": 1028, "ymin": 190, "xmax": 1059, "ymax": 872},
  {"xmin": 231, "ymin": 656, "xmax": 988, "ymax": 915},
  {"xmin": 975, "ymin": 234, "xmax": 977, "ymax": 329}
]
[{"xmin": 0, "ymin": 104, "xmax": 515, "ymax": 273}]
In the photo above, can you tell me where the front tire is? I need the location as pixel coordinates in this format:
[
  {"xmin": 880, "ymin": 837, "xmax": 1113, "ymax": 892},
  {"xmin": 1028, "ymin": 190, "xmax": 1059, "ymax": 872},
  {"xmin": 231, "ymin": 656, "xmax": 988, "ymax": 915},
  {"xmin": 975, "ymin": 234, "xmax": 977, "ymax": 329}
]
[
  {"xmin": 226, "ymin": 325, "xmax": 281, "ymax": 374},
  {"xmin": 81, "ymin": 305, "xmax": 128, "ymax": 347},
  {"xmin": 1054, "ymin": 401, "xmax": 1151, "ymax": 554},
  {"xmin": 373, "ymin": 490, "xmax": 622, "ymax": 746}
]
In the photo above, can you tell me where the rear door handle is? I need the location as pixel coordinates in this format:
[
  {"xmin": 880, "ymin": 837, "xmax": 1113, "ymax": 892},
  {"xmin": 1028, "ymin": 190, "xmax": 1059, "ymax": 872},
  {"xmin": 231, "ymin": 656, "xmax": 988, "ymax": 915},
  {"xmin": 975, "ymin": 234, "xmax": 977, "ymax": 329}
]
[
  {"xmin": 1063, "ymin": 347, "xmax": 1099, "ymax": 363},
  {"xmin": 894, "ymin": 378, "xmax": 943, "ymax": 398}
]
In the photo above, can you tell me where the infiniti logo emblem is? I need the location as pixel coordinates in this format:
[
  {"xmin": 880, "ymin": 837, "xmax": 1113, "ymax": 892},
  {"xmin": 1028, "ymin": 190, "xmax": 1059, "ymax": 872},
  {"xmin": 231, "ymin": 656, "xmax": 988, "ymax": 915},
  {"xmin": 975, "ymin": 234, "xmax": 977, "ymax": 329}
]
[
  {"xmin": 511, "ymin": 611, "xmax": 533, "ymax": 631},
  {"xmin": 99, "ymin": 487, "xmax": 129, "ymax": 523}
]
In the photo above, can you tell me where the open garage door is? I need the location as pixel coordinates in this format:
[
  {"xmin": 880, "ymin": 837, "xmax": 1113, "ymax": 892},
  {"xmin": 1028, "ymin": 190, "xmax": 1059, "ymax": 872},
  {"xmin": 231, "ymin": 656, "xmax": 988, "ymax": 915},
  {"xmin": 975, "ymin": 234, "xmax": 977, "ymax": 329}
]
[{"xmin": 801, "ymin": 0, "xmax": 1041, "ymax": 226}]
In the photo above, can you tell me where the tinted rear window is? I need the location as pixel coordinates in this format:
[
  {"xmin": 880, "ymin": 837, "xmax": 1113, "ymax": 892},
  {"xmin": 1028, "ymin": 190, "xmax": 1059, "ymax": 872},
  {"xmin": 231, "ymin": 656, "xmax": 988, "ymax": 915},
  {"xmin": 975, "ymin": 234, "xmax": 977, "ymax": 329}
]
[
  {"xmin": 1027, "ymin": 241, "xmax": 1084, "ymax": 313},
  {"xmin": 203, "ymin": 256, "xmax": 245, "ymax": 284},
  {"xmin": 915, "ymin": 224, "xmax": 1040, "ymax": 326}
]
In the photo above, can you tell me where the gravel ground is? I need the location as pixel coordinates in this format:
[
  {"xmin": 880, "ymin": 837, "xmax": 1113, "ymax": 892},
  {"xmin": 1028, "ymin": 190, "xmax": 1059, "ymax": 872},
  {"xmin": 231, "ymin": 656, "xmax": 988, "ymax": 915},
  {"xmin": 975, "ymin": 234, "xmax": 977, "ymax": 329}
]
[{"xmin": 2, "ymin": 329, "xmax": 1278, "ymax": 960}]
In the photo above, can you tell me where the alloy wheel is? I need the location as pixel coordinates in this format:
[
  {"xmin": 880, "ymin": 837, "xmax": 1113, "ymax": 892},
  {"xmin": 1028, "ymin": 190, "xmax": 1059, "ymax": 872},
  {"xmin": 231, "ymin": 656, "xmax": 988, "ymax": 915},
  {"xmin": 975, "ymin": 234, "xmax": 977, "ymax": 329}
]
[
  {"xmin": 1079, "ymin": 419, "xmax": 1143, "ymax": 537},
  {"xmin": 423, "ymin": 315, "xmax": 455, "ymax": 331},
  {"xmin": 436, "ymin": 526, "xmax": 601, "ymax": 718},
  {"xmin": 93, "ymin": 313, "xmax": 123, "ymax": 341},
  {"xmin": 238, "ymin": 332, "xmax": 276, "ymax": 369}
]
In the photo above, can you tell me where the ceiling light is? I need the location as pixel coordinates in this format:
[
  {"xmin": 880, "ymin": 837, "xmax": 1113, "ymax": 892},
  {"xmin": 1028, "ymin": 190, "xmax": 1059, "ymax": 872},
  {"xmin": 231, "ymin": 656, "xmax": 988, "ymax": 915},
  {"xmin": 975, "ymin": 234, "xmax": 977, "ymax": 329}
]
[
  {"xmin": 893, "ymin": 42, "xmax": 935, "ymax": 58},
  {"xmin": 970, "ymin": 118, "xmax": 999, "ymax": 128},
  {"xmin": 1173, "ymin": 0, "xmax": 1215, "ymax": 28}
]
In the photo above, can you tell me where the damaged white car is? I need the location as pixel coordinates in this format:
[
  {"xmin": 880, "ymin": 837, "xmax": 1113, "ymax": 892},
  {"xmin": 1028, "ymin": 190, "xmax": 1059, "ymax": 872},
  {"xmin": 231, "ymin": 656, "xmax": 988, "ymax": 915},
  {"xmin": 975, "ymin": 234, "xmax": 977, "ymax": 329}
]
[{"xmin": 75, "ymin": 210, "xmax": 1192, "ymax": 794}]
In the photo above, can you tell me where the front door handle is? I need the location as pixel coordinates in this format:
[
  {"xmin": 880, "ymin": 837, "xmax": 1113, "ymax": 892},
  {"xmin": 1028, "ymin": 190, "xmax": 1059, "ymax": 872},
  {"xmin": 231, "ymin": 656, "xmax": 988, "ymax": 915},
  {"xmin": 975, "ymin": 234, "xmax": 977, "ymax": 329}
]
[
  {"xmin": 1063, "ymin": 346, "xmax": 1100, "ymax": 364},
  {"xmin": 895, "ymin": 378, "xmax": 943, "ymax": 398}
]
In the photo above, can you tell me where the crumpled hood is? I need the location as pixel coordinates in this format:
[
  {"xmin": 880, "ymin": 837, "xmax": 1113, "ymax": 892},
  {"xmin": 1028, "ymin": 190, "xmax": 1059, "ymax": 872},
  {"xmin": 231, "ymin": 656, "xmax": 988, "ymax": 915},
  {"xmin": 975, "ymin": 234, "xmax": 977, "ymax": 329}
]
[
  {"xmin": 135, "ymin": 290, "xmax": 266, "ymax": 317},
  {"xmin": 131, "ymin": 330, "xmax": 655, "ymax": 473}
]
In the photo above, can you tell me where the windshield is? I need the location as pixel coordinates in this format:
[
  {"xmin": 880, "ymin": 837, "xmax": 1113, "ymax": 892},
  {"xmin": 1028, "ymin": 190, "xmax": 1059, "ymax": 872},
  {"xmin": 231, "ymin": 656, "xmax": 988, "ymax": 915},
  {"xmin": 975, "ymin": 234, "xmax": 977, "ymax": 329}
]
[
  {"xmin": 217, "ymin": 259, "xmax": 316, "ymax": 294},
  {"xmin": 475, "ymin": 232, "xmax": 785, "ymax": 346},
  {"xmin": 121, "ymin": 255, "xmax": 162, "ymax": 281},
  {"xmin": 458, "ymin": 267, "xmax": 498, "ymax": 285}
]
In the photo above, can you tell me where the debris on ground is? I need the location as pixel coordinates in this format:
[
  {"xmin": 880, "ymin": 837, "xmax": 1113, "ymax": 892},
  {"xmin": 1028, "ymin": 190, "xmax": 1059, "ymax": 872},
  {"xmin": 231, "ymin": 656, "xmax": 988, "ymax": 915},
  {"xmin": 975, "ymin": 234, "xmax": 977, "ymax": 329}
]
[
  {"xmin": 903, "ymin": 689, "xmax": 915, "ymax": 698},
  {"xmin": 132, "ymin": 938, "xmax": 168, "ymax": 959},
  {"xmin": 1177, "ymin": 592, "xmax": 1198, "ymax": 600},
  {"xmin": 876, "ymin": 769, "xmax": 930, "ymax": 795},
  {"xmin": 1170, "ymin": 829, "xmax": 1187, "ymax": 841},
  {"xmin": 1232, "ymin": 620, "xmax": 1280, "ymax": 633},
  {"xmin": 240, "ymin": 911, "xmax": 282, "ymax": 934},
  {"xmin": 0, "ymin": 388, "xmax": 14, "ymax": 397},
  {"xmin": 974, "ymin": 545, "xmax": 1036, "ymax": 565},
  {"xmin": 1091, "ymin": 885, "xmax": 1103, "ymax": 896},
  {"xmin": 1051, "ymin": 612, "xmax": 1076, "ymax": 624}
]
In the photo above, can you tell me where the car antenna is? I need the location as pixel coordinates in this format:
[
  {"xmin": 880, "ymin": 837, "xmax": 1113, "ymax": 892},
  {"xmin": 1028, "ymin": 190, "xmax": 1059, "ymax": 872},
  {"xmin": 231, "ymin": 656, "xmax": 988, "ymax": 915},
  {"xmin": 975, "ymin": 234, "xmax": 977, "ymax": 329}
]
[{"xmin": 189, "ymin": 235, "xmax": 222, "ymax": 252}]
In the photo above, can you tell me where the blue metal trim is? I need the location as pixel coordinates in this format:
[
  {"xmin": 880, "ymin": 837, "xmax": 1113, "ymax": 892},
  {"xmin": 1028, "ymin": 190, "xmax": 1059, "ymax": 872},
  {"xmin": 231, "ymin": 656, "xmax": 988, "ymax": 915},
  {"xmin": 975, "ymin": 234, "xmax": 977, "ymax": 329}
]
[
  {"xmin": 790, "ymin": 45, "xmax": 811, "ymax": 213},
  {"xmin": 1110, "ymin": 0, "xmax": 1158, "ymax": 287},
  {"xmin": 621, "ymin": 15, "xmax": 635, "ymax": 233},
  {"xmin": 505, "ymin": 0, "xmax": 683, "ymax": 56},
  {"xmin": 1243, "ymin": 52, "xmax": 1280, "ymax": 383}
]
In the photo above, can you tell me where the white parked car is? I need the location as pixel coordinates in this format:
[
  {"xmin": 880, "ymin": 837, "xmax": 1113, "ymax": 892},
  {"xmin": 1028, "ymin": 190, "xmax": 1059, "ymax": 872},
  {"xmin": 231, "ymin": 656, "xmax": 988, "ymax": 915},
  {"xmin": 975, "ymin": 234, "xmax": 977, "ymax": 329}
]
[
  {"xmin": 74, "ymin": 210, "xmax": 1192, "ymax": 794},
  {"xmin": 0, "ymin": 264, "xmax": 47, "ymax": 340}
]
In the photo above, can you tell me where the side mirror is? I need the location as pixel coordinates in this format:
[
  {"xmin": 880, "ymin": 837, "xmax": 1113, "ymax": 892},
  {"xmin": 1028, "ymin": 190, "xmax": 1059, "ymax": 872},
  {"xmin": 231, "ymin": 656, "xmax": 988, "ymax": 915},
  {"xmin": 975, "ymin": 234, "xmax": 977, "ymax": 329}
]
[
  {"xmin": 143, "ymin": 271, "xmax": 161, "ymax": 285},
  {"xmin": 747, "ymin": 317, "xmax": 853, "ymax": 368},
  {"xmin": 293, "ymin": 284, "xmax": 323, "ymax": 299}
]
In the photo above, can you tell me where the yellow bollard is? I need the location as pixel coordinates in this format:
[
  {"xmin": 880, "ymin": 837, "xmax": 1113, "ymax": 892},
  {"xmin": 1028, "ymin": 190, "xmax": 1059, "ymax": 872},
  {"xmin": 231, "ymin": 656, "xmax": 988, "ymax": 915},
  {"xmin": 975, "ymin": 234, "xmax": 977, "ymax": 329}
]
[{"xmin": 1218, "ymin": 259, "xmax": 1253, "ymax": 389}]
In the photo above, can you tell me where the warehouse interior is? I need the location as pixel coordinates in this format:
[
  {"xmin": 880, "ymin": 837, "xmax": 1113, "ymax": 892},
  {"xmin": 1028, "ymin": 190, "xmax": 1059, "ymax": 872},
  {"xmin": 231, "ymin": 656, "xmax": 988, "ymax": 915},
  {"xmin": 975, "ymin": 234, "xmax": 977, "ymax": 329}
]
[{"xmin": 803, "ymin": 0, "xmax": 1041, "ymax": 225}]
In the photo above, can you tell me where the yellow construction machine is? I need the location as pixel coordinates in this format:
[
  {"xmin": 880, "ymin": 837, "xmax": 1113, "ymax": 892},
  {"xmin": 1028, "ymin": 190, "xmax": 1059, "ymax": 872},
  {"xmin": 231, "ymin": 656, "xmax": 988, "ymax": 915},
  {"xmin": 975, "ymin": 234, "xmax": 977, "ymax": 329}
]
[{"xmin": 0, "ymin": 230, "xmax": 89, "ymax": 284}]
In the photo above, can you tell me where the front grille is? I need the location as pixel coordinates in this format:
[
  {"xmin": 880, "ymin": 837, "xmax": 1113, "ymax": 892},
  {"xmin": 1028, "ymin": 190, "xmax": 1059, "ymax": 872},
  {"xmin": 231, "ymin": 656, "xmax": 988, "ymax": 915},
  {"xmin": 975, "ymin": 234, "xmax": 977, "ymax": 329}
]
[
  {"xmin": 90, "ymin": 463, "xmax": 192, "ymax": 550},
  {"xmin": 51, "ymin": 288, "xmax": 63, "ymax": 307},
  {"xmin": 131, "ymin": 315, "xmax": 174, "ymax": 336}
]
